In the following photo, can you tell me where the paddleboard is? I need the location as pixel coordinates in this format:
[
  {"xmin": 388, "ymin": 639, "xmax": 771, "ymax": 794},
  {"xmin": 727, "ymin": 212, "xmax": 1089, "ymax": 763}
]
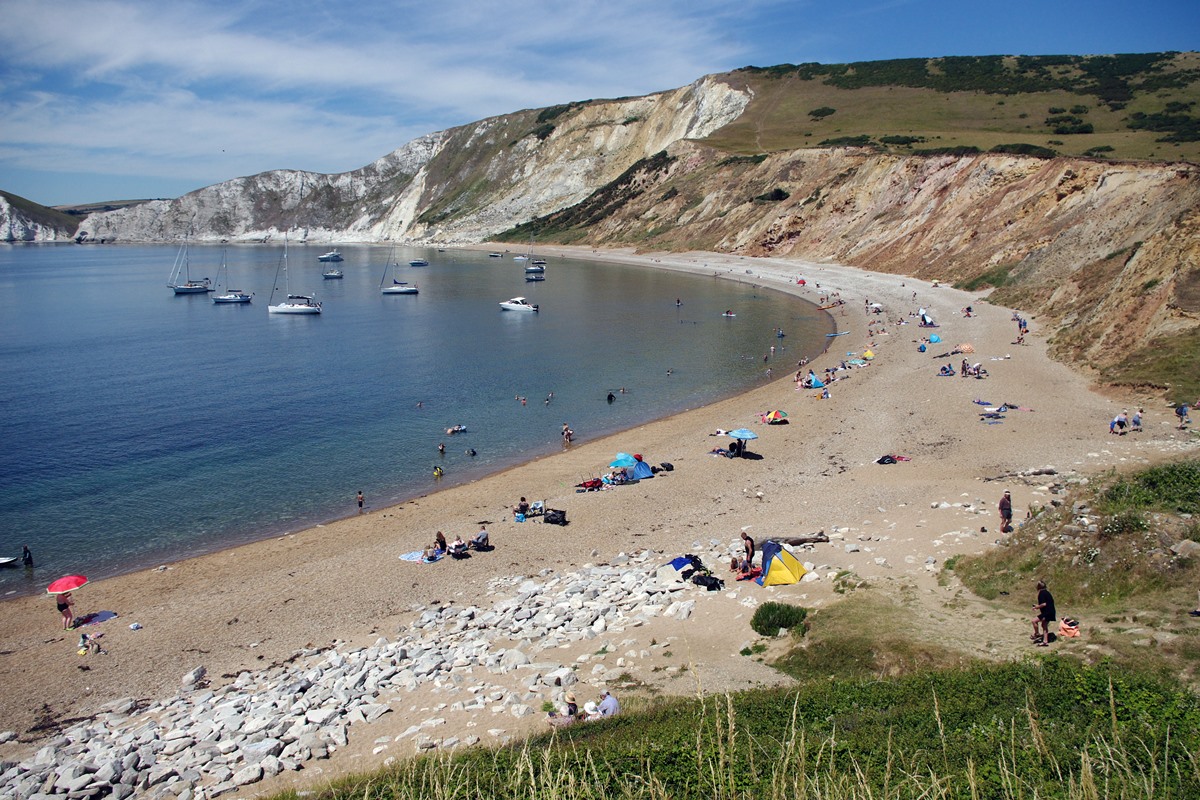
[
  {"xmin": 721, "ymin": 313, "xmax": 736, "ymax": 317},
  {"xmin": 0, "ymin": 557, "xmax": 18, "ymax": 567},
  {"xmin": 826, "ymin": 331, "xmax": 849, "ymax": 337}
]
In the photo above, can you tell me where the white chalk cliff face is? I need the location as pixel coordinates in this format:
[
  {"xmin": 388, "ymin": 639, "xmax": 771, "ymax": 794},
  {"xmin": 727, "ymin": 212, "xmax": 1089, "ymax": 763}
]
[
  {"xmin": 0, "ymin": 195, "xmax": 75, "ymax": 242},
  {"xmin": 77, "ymin": 77, "xmax": 751, "ymax": 244}
]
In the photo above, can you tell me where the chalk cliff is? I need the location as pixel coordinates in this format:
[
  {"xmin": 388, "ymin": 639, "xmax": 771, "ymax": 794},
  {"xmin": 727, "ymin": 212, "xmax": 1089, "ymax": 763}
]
[{"xmin": 76, "ymin": 77, "xmax": 750, "ymax": 245}]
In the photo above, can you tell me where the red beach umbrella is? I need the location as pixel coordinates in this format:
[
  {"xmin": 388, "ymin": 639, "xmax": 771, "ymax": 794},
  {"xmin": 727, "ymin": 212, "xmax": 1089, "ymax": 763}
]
[{"xmin": 47, "ymin": 575, "xmax": 88, "ymax": 595}]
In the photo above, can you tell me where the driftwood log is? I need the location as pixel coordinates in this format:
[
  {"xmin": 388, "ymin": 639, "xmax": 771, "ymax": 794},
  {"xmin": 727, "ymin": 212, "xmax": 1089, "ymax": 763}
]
[{"xmin": 766, "ymin": 531, "xmax": 829, "ymax": 546}]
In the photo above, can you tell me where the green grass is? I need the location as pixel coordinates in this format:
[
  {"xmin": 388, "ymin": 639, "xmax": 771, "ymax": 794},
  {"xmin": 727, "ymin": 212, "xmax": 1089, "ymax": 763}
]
[
  {"xmin": 1, "ymin": 189, "xmax": 80, "ymax": 234},
  {"xmin": 1103, "ymin": 327, "xmax": 1200, "ymax": 404},
  {"xmin": 703, "ymin": 52, "xmax": 1200, "ymax": 164},
  {"xmin": 272, "ymin": 660, "xmax": 1200, "ymax": 800}
]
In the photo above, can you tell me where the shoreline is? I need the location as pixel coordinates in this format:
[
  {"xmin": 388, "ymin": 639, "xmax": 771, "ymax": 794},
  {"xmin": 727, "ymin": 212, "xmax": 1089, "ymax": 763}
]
[
  {"xmin": 0, "ymin": 245, "xmax": 831, "ymax": 602},
  {"xmin": 2, "ymin": 246, "xmax": 1192, "ymax": 789}
]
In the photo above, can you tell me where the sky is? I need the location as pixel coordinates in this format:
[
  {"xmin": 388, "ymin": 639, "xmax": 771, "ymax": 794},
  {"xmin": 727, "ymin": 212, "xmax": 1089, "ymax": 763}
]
[{"xmin": 1, "ymin": 0, "xmax": 1196, "ymax": 206}]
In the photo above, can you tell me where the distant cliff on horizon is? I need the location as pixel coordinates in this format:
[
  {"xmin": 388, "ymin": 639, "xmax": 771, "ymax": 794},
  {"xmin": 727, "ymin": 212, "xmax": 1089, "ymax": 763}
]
[{"xmin": 6, "ymin": 53, "xmax": 1199, "ymax": 398}]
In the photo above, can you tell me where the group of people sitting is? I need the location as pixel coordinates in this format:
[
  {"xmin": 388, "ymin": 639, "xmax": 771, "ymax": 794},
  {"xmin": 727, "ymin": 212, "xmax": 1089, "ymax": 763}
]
[
  {"xmin": 423, "ymin": 528, "xmax": 490, "ymax": 561},
  {"xmin": 546, "ymin": 689, "xmax": 620, "ymax": 728}
]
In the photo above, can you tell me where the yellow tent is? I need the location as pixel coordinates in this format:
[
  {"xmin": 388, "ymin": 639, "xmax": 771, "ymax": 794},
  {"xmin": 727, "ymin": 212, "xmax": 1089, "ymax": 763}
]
[{"xmin": 758, "ymin": 541, "xmax": 808, "ymax": 586}]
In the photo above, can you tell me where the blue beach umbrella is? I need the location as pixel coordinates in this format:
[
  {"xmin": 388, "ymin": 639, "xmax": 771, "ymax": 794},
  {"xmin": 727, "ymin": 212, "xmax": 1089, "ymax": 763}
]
[
  {"xmin": 609, "ymin": 453, "xmax": 637, "ymax": 467},
  {"xmin": 727, "ymin": 429, "xmax": 758, "ymax": 440}
]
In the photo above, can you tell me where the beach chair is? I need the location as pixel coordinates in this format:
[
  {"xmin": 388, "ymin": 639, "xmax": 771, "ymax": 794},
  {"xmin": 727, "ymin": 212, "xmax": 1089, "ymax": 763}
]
[{"xmin": 529, "ymin": 500, "xmax": 545, "ymax": 517}]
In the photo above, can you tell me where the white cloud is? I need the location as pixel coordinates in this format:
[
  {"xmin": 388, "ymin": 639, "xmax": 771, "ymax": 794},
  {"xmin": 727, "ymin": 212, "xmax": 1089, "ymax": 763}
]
[{"xmin": 0, "ymin": 0, "xmax": 760, "ymax": 199}]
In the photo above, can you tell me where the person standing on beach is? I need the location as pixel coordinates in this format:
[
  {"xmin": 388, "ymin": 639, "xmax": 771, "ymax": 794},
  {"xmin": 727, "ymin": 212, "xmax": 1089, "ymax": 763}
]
[
  {"xmin": 999, "ymin": 491, "xmax": 1013, "ymax": 533},
  {"xmin": 357, "ymin": 491, "xmax": 364, "ymax": 512},
  {"xmin": 1032, "ymin": 581, "xmax": 1056, "ymax": 646},
  {"xmin": 57, "ymin": 592, "xmax": 74, "ymax": 630},
  {"xmin": 741, "ymin": 531, "xmax": 756, "ymax": 570}
]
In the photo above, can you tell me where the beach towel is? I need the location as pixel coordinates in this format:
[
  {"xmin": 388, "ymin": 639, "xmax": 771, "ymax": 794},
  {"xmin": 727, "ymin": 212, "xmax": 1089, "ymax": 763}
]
[
  {"xmin": 400, "ymin": 550, "xmax": 442, "ymax": 563},
  {"xmin": 74, "ymin": 611, "xmax": 118, "ymax": 626}
]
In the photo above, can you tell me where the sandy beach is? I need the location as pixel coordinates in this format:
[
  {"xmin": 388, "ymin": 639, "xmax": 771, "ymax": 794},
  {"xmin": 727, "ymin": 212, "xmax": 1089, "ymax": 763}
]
[{"xmin": 2, "ymin": 247, "xmax": 1194, "ymax": 795}]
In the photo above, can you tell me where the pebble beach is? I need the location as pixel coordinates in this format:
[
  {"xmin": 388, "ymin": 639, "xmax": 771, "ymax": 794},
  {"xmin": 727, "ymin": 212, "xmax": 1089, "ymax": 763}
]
[{"xmin": 1, "ymin": 247, "xmax": 1194, "ymax": 799}]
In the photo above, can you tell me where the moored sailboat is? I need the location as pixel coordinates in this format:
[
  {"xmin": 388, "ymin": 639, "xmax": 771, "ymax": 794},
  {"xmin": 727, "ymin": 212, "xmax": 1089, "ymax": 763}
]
[
  {"xmin": 167, "ymin": 237, "xmax": 212, "ymax": 294},
  {"xmin": 212, "ymin": 249, "xmax": 252, "ymax": 304},
  {"xmin": 268, "ymin": 241, "xmax": 321, "ymax": 315}
]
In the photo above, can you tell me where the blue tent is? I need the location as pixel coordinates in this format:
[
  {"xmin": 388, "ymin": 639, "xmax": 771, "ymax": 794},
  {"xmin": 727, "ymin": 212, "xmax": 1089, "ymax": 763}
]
[{"xmin": 629, "ymin": 456, "xmax": 654, "ymax": 480}]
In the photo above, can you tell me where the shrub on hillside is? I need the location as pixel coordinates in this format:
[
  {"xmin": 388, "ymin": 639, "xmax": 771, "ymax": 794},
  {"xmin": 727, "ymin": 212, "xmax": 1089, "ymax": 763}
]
[
  {"xmin": 808, "ymin": 106, "xmax": 836, "ymax": 119},
  {"xmin": 750, "ymin": 602, "xmax": 808, "ymax": 636},
  {"xmin": 990, "ymin": 142, "xmax": 1057, "ymax": 158}
]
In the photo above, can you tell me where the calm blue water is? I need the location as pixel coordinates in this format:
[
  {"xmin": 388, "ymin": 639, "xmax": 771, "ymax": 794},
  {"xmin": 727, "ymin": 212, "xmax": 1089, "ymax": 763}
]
[{"xmin": 0, "ymin": 243, "xmax": 831, "ymax": 596}]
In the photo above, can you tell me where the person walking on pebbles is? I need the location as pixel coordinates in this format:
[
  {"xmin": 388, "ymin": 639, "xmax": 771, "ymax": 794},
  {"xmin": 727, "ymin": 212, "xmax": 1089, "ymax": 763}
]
[
  {"xmin": 999, "ymin": 490, "xmax": 1013, "ymax": 533},
  {"xmin": 1031, "ymin": 580, "xmax": 1056, "ymax": 647}
]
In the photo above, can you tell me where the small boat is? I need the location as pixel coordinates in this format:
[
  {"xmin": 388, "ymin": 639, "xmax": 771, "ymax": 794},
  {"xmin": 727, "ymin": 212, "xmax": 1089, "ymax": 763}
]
[
  {"xmin": 317, "ymin": 250, "xmax": 343, "ymax": 262},
  {"xmin": 0, "ymin": 556, "xmax": 18, "ymax": 567},
  {"xmin": 525, "ymin": 273, "xmax": 545, "ymax": 282},
  {"xmin": 499, "ymin": 296, "xmax": 539, "ymax": 312},
  {"xmin": 167, "ymin": 237, "xmax": 213, "ymax": 294},
  {"xmin": 269, "ymin": 240, "xmax": 321, "ymax": 315},
  {"xmin": 381, "ymin": 247, "xmax": 419, "ymax": 294},
  {"xmin": 322, "ymin": 267, "xmax": 344, "ymax": 279},
  {"xmin": 531, "ymin": 258, "xmax": 547, "ymax": 266},
  {"xmin": 513, "ymin": 254, "xmax": 529, "ymax": 261},
  {"xmin": 488, "ymin": 253, "xmax": 503, "ymax": 258},
  {"xmin": 212, "ymin": 249, "xmax": 252, "ymax": 304},
  {"xmin": 721, "ymin": 312, "xmax": 736, "ymax": 317},
  {"xmin": 409, "ymin": 258, "xmax": 429, "ymax": 267},
  {"xmin": 826, "ymin": 331, "xmax": 849, "ymax": 337},
  {"xmin": 524, "ymin": 263, "xmax": 545, "ymax": 274}
]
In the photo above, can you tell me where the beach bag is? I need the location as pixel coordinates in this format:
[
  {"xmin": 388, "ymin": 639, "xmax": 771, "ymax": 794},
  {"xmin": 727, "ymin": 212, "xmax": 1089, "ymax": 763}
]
[
  {"xmin": 544, "ymin": 509, "xmax": 568, "ymax": 526},
  {"xmin": 514, "ymin": 513, "xmax": 525, "ymax": 523},
  {"xmin": 692, "ymin": 574, "xmax": 724, "ymax": 591},
  {"xmin": 1059, "ymin": 617, "xmax": 1080, "ymax": 638},
  {"xmin": 660, "ymin": 462, "xmax": 674, "ymax": 472}
]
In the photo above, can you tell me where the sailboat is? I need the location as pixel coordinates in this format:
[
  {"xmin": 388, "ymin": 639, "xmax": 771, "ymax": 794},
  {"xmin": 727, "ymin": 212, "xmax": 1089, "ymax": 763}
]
[
  {"xmin": 380, "ymin": 246, "xmax": 418, "ymax": 294},
  {"xmin": 268, "ymin": 240, "xmax": 321, "ymax": 315},
  {"xmin": 167, "ymin": 237, "xmax": 213, "ymax": 294},
  {"xmin": 212, "ymin": 249, "xmax": 252, "ymax": 304},
  {"xmin": 520, "ymin": 234, "xmax": 544, "ymax": 274}
]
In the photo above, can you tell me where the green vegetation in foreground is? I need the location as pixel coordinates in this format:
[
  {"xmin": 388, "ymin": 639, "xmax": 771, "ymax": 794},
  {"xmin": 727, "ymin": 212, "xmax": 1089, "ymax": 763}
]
[
  {"xmin": 277, "ymin": 660, "xmax": 1199, "ymax": 800},
  {"xmin": 951, "ymin": 458, "xmax": 1200, "ymax": 684},
  {"xmin": 954, "ymin": 458, "xmax": 1199, "ymax": 607}
]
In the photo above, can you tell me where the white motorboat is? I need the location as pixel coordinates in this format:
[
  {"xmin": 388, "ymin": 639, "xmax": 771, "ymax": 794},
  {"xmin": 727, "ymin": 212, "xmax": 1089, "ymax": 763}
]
[
  {"xmin": 212, "ymin": 249, "xmax": 252, "ymax": 304},
  {"xmin": 512, "ymin": 254, "xmax": 529, "ymax": 261},
  {"xmin": 322, "ymin": 268, "xmax": 344, "ymax": 279},
  {"xmin": 408, "ymin": 258, "xmax": 429, "ymax": 267},
  {"xmin": 488, "ymin": 252, "xmax": 503, "ymax": 258},
  {"xmin": 380, "ymin": 246, "xmax": 419, "ymax": 294},
  {"xmin": 269, "ymin": 240, "xmax": 321, "ymax": 314},
  {"xmin": 524, "ymin": 263, "xmax": 545, "ymax": 274},
  {"xmin": 525, "ymin": 273, "xmax": 545, "ymax": 282},
  {"xmin": 317, "ymin": 250, "xmax": 343, "ymax": 262},
  {"xmin": 499, "ymin": 296, "xmax": 538, "ymax": 312},
  {"xmin": 167, "ymin": 237, "xmax": 213, "ymax": 294}
]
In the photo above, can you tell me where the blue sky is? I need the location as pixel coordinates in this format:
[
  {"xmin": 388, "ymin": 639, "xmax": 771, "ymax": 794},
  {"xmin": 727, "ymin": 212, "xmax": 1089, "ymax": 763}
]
[{"xmin": 1, "ymin": 0, "xmax": 1196, "ymax": 206}]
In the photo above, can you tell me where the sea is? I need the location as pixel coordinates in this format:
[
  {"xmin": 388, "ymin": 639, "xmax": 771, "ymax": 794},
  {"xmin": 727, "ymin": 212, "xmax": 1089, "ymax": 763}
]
[{"xmin": 0, "ymin": 243, "xmax": 832, "ymax": 598}]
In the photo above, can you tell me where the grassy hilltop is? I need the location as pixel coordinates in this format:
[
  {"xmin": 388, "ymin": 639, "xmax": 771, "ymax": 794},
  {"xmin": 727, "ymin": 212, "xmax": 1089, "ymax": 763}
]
[{"xmin": 708, "ymin": 52, "xmax": 1200, "ymax": 163}]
